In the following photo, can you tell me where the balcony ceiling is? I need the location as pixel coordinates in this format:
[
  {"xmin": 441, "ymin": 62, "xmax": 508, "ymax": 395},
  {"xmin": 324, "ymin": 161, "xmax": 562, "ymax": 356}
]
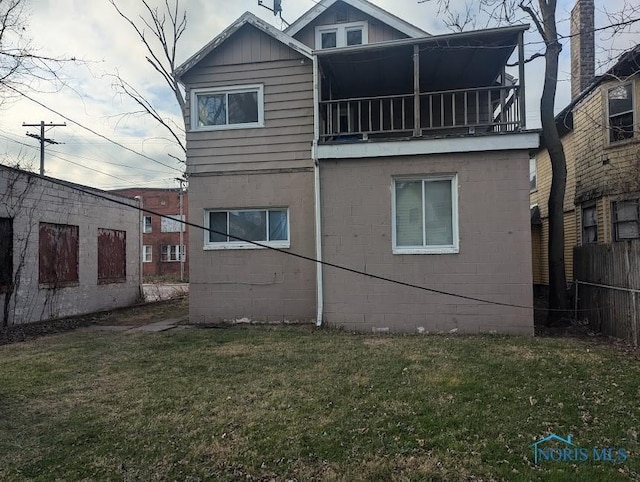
[{"xmin": 318, "ymin": 25, "xmax": 525, "ymax": 99}]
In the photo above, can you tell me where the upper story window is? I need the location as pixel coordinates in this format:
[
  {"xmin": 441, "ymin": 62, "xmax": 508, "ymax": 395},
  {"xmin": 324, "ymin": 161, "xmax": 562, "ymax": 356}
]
[
  {"xmin": 143, "ymin": 216, "xmax": 152, "ymax": 233},
  {"xmin": 607, "ymin": 83, "xmax": 635, "ymax": 143},
  {"xmin": 392, "ymin": 176, "xmax": 459, "ymax": 255},
  {"xmin": 316, "ymin": 21, "xmax": 368, "ymax": 49},
  {"xmin": 192, "ymin": 84, "xmax": 264, "ymax": 131}
]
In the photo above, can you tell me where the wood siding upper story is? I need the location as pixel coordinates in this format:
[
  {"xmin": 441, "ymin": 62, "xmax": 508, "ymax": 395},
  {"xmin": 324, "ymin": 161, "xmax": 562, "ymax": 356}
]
[
  {"xmin": 573, "ymin": 75, "xmax": 640, "ymax": 203},
  {"xmin": 182, "ymin": 25, "xmax": 314, "ymax": 175},
  {"xmin": 292, "ymin": 2, "xmax": 410, "ymax": 49}
]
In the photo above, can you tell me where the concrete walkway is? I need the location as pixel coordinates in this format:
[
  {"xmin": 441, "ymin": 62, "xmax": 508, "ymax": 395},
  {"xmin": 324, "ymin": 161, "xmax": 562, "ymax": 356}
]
[{"xmin": 83, "ymin": 318, "xmax": 185, "ymax": 334}]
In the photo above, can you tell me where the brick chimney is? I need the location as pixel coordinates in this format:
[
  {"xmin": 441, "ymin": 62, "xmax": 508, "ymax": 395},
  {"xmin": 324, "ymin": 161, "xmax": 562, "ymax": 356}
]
[{"xmin": 570, "ymin": 0, "xmax": 595, "ymax": 99}]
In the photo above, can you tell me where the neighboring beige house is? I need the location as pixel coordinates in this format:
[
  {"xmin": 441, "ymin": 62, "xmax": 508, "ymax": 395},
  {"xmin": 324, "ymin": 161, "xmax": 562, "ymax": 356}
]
[
  {"xmin": 176, "ymin": 0, "xmax": 539, "ymax": 334},
  {"xmin": 0, "ymin": 164, "xmax": 141, "ymax": 326},
  {"xmin": 531, "ymin": 0, "xmax": 640, "ymax": 287}
]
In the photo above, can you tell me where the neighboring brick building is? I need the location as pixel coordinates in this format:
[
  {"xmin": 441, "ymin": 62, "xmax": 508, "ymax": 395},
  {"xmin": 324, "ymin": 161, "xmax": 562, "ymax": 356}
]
[{"xmin": 111, "ymin": 188, "xmax": 189, "ymax": 281}]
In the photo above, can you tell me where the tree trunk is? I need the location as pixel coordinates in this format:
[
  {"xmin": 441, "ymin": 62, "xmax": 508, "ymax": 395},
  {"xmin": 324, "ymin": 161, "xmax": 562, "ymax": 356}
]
[{"xmin": 539, "ymin": 0, "xmax": 569, "ymax": 320}]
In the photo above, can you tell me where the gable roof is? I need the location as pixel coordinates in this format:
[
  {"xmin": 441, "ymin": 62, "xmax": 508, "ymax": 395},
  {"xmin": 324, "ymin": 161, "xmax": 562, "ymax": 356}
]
[
  {"xmin": 175, "ymin": 12, "xmax": 312, "ymax": 80},
  {"xmin": 551, "ymin": 44, "xmax": 640, "ymax": 140},
  {"xmin": 285, "ymin": 0, "xmax": 429, "ymax": 39}
]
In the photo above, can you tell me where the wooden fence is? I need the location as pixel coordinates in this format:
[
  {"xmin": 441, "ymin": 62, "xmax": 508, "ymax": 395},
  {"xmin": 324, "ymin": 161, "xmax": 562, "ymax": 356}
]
[{"xmin": 574, "ymin": 240, "xmax": 640, "ymax": 347}]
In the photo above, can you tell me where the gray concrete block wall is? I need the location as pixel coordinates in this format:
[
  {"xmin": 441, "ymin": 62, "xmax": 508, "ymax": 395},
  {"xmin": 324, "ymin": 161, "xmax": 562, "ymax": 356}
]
[
  {"xmin": 0, "ymin": 167, "xmax": 141, "ymax": 325},
  {"xmin": 319, "ymin": 152, "xmax": 534, "ymax": 334},
  {"xmin": 188, "ymin": 169, "xmax": 316, "ymax": 323}
]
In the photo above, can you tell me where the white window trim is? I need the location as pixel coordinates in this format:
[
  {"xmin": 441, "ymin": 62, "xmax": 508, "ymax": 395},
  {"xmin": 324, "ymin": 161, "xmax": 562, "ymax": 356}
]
[
  {"xmin": 580, "ymin": 202, "xmax": 598, "ymax": 245},
  {"xmin": 315, "ymin": 21, "xmax": 368, "ymax": 49},
  {"xmin": 606, "ymin": 80, "xmax": 636, "ymax": 145},
  {"xmin": 204, "ymin": 208, "xmax": 291, "ymax": 250},
  {"xmin": 161, "ymin": 244, "xmax": 186, "ymax": 262},
  {"xmin": 142, "ymin": 245, "xmax": 153, "ymax": 263},
  {"xmin": 392, "ymin": 175, "xmax": 459, "ymax": 255},
  {"xmin": 191, "ymin": 84, "xmax": 264, "ymax": 132},
  {"xmin": 142, "ymin": 216, "xmax": 152, "ymax": 233},
  {"xmin": 612, "ymin": 198, "xmax": 640, "ymax": 241}
]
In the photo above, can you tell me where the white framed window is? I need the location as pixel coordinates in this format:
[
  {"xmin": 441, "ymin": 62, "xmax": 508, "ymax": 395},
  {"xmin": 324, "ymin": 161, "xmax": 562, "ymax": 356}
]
[
  {"xmin": 315, "ymin": 21, "xmax": 368, "ymax": 49},
  {"xmin": 613, "ymin": 199, "xmax": 639, "ymax": 241},
  {"xmin": 204, "ymin": 208, "xmax": 290, "ymax": 250},
  {"xmin": 607, "ymin": 82, "xmax": 635, "ymax": 143},
  {"xmin": 143, "ymin": 216, "xmax": 152, "ymax": 233},
  {"xmin": 191, "ymin": 84, "xmax": 264, "ymax": 131},
  {"xmin": 161, "ymin": 244, "xmax": 185, "ymax": 262},
  {"xmin": 161, "ymin": 214, "xmax": 185, "ymax": 233},
  {"xmin": 581, "ymin": 202, "xmax": 597, "ymax": 244},
  {"xmin": 142, "ymin": 245, "xmax": 153, "ymax": 263},
  {"xmin": 392, "ymin": 176, "xmax": 459, "ymax": 254}
]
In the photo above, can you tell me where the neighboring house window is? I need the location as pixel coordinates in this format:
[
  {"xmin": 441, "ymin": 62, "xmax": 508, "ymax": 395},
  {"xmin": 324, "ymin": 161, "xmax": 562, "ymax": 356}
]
[
  {"xmin": 97, "ymin": 229, "xmax": 126, "ymax": 284},
  {"xmin": 143, "ymin": 245, "xmax": 153, "ymax": 263},
  {"xmin": 161, "ymin": 244, "xmax": 185, "ymax": 262},
  {"xmin": 581, "ymin": 202, "xmax": 598, "ymax": 244},
  {"xmin": 0, "ymin": 217, "xmax": 12, "ymax": 292},
  {"xmin": 204, "ymin": 208, "xmax": 290, "ymax": 249},
  {"xmin": 192, "ymin": 85, "xmax": 264, "ymax": 130},
  {"xmin": 529, "ymin": 157, "xmax": 537, "ymax": 190},
  {"xmin": 161, "ymin": 214, "xmax": 185, "ymax": 233},
  {"xmin": 607, "ymin": 83, "xmax": 635, "ymax": 143},
  {"xmin": 143, "ymin": 216, "xmax": 152, "ymax": 233},
  {"xmin": 316, "ymin": 22, "xmax": 368, "ymax": 49},
  {"xmin": 393, "ymin": 176, "xmax": 459, "ymax": 254},
  {"xmin": 613, "ymin": 199, "xmax": 640, "ymax": 240},
  {"xmin": 39, "ymin": 223, "xmax": 79, "ymax": 287}
]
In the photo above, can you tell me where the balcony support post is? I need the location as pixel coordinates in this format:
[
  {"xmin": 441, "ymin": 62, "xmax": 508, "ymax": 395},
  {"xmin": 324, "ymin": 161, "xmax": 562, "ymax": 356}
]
[
  {"xmin": 413, "ymin": 44, "xmax": 421, "ymax": 137},
  {"xmin": 518, "ymin": 31, "xmax": 526, "ymax": 129}
]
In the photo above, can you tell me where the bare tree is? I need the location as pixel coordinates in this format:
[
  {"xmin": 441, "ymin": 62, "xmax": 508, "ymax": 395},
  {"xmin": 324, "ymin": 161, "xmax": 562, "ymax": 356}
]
[
  {"xmin": 108, "ymin": 0, "xmax": 187, "ymax": 156},
  {"xmin": 0, "ymin": 0, "xmax": 77, "ymax": 105},
  {"xmin": 421, "ymin": 0, "xmax": 640, "ymax": 320}
]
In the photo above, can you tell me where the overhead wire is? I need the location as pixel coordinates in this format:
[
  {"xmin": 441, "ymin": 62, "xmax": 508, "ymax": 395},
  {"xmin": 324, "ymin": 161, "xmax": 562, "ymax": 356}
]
[{"xmin": 2, "ymin": 166, "xmax": 599, "ymax": 315}]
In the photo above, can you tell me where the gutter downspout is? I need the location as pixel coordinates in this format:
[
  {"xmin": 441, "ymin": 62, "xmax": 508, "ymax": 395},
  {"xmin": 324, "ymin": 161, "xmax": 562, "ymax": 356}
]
[{"xmin": 312, "ymin": 54, "xmax": 323, "ymax": 327}]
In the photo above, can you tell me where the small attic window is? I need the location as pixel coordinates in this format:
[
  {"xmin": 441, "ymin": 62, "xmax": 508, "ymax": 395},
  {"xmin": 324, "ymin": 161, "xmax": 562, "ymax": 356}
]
[{"xmin": 316, "ymin": 21, "xmax": 368, "ymax": 49}]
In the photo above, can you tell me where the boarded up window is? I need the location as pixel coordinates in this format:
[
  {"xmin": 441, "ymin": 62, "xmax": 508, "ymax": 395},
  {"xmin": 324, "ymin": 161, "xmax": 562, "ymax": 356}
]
[
  {"xmin": 98, "ymin": 228, "xmax": 126, "ymax": 284},
  {"xmin": 39, "ymin": 223, "xmax": 79, "ymax": 287},
  {"xmin": 0, "ymin": 217, "xmax": 12, "ymax": 292}
]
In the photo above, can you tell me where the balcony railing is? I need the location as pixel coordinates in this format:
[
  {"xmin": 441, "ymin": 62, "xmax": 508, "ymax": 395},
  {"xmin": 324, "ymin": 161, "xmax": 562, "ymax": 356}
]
[{"xmin": 319, "ymin": 85, "xmax": 522, "ymax": 142}]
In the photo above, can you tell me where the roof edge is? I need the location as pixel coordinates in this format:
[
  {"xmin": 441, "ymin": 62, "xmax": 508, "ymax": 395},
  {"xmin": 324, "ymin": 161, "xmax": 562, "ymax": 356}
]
[
  {"xmin": 285, "ymin": 0, "xmax": 429, "ymax": 39},
  {"xmin": 175, "ymin": 12, "xmax": 313, "ymax": 80}
]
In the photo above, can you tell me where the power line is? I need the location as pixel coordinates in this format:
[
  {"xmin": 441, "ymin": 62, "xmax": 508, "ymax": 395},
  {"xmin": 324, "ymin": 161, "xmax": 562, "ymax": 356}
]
[
  {"xmin": 3, "ymin": 165, "xmax": 593, "ymax": 315},
  {"xmin": 5, "ymin": 85, "xmax": 184, "ymax": 174}
]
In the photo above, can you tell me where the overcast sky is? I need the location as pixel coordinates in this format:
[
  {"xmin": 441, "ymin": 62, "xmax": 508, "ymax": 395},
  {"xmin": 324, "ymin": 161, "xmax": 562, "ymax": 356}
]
[{"xmin": 0, "ymin": 0, "xmax": 637, "ymax": 190}]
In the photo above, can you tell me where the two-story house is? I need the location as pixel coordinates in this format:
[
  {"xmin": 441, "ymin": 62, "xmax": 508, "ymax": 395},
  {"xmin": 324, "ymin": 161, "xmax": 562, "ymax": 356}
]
[
  {"xmin": 531, "ymin": 0, "xmax": 640, "ymax": 289},
  {"xmin": 176, "ymin": 0, "xmax": 539, "ymax": 334}
]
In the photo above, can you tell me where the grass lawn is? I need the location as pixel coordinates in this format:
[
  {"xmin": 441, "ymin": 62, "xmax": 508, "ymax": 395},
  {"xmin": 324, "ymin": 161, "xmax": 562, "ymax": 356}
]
[{"xmin": 0, "ymin": 325, "xmax": 638, "ymax": 481}]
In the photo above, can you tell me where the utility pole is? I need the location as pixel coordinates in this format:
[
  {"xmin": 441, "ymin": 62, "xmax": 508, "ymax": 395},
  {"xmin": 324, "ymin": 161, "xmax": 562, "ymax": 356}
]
[{"xmin": 22, "ymin": 121, "xmax": 66, "ymax": 175}]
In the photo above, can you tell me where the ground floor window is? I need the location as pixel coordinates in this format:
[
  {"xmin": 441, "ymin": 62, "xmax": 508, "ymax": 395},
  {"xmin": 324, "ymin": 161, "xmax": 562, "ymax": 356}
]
[
  {"xmin": 0, "ymin": 217, "xmax": 12, "ymax": 292},
  {"xmin": 143, "ymin": 245, "xmax": 153, "ymax": 263},
  {"xmin": 39, "ymin": 223, "xmax": 79, "ymax": 287},
  {"xmin": 393, "ymin": 176, "xmax": 458, "ymax": 254},
  {"xmin": 613, "ymin": 199, "xmax": 639, "ymax": 240},
  {"xmin": 98, "ymin": 229, "xmax": 126, "ymax": 284},
  {"xmin": 161, "ymin": 244, "xmax": 185, "ymax": 262},
  {"xmin": 581, "ymin": 202, "xmax": 598, "ymax": 244},
  {"xmin": 204, "ymin": 208, "xmax": 290, "ymax": 249}
]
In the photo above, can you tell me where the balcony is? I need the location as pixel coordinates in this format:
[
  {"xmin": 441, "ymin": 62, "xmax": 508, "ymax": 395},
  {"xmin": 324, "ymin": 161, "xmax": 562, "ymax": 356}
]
[{"xmin": 316, "ymin": 25, "xmax": 528, "ymax": 145}]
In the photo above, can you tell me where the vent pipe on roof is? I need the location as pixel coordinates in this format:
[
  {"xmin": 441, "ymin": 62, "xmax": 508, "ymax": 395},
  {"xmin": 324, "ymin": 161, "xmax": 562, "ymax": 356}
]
[{"xmin": 570, "ymin": 0, "xmax": 595, "ymax": 99}]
